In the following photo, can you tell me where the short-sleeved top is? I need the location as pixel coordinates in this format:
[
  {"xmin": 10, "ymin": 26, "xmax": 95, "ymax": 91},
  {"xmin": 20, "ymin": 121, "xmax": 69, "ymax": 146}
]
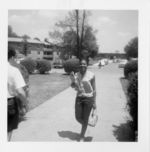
[
  {"xmin": 76, "ymin": 70, "xmax": 95, "ymax": 97},
  {"xmin": 8, "ymin": 62, "xmax": 26, "ymax": 98}
]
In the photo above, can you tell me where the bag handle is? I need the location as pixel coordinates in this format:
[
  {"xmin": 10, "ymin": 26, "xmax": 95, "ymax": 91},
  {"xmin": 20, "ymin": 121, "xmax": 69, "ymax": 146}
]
[{"xmin": 91, "ymin": 108, "xmax": 97, "ymax": 116}]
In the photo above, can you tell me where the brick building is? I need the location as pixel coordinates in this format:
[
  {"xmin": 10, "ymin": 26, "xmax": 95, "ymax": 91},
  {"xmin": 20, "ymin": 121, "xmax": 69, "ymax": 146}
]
[{"xmin": 8, "ymin": 37, "xmax": 61, "ymax": 62}]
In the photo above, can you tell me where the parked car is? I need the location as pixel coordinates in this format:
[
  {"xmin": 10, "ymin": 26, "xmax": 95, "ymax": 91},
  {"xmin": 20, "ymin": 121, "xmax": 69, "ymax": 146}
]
[
  {"xmin": 53, "ymin": 60, "xmax": 63, "ymax": 68},
  {"xmin": 118, "ymin": 59, "xmax": 128, "ymax": 68}
]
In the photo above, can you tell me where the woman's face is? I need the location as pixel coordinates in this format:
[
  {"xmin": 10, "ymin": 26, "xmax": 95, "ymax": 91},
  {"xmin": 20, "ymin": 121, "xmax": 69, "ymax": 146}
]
[{"xmin": 80, "ymin": 60, "xmax": 87, "ymax": 74}]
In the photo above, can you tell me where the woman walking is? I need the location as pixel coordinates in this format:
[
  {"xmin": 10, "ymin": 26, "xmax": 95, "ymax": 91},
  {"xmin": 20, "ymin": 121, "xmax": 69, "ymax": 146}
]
[{"xmin": 71, "ymin": 59, "xmax": 97, "ymax": 141}]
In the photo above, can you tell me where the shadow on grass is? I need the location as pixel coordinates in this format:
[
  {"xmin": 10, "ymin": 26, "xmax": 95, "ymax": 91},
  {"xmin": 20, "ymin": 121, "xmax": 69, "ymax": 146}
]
[
  {"xmin": 62, "ymin": 73, "xmax": 69, "ymax": 76},
  {"xmin": 19, "ymin": 116, "xmax": 27, "ymax": 123},
  {"xmin": 58, "ymin": 131, "xmax": 93, "ymax": 142},
  {"xmin": 113, "ymin": 120, "xmax": 136, "ymax": 142}
]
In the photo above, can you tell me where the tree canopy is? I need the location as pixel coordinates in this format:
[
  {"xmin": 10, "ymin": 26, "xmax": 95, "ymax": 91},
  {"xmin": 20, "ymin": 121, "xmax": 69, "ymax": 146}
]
[
  {"xmin": 49, "ymin": 10, "xmax": 99, "ymax": 61},
  {"xmin": 22, "ymin": 34, "xmax": 31, "ymax": 40},
  {"xmin": 124, "ymin": 37, "xmax": 138, "ymax": 59},
  {"xmin": 34, "ymin": 37, "xmax": 41, "ymax": 41},
  {"xmin": 8, "ymin": 25, "xmax": 19, "ymax": 38}
]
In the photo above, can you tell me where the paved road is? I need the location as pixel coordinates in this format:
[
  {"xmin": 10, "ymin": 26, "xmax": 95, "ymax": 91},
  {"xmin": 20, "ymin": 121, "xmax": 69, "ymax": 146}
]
[{"xmin": 11, "ymin": 63, "xmax": 129, "ymax": 141}]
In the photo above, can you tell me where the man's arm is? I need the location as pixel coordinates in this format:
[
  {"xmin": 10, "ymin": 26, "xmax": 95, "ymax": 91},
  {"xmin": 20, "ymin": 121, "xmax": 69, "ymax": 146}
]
[
  {"xmin": 16, "ymin": 88, "xmax": 28, "ymax": 106},
  {"xmin": 14, "ymin": 68, "xmax": 28, "ymax": 111}
]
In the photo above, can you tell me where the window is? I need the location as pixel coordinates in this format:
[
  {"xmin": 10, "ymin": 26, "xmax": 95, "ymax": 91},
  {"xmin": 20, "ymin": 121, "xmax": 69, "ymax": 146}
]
[
  {"xmin": 47, "ymin": 52, "xmax": 52, "ymax": 55},
  {"xmin": 44, "ymin": 51, "xmax": 52, "ymax": 55}
]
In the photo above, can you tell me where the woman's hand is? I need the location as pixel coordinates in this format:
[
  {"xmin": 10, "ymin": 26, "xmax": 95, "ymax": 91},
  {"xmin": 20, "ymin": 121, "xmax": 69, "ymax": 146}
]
[
  {"xmin": 71, "ymin": 82, "xmax": 76, "ymax": 88},
  {"xmin": 80, "ymin": 92, "xmax": 87, "ymax": 97}
]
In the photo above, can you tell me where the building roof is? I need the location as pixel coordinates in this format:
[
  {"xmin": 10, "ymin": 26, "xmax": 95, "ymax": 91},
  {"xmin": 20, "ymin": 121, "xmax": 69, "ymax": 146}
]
[
  {"xmin": 8, "ymin": 37, "xmax": 23, "ymax": 43},
  {"xmin": 43, "ymin": 41, "xmax": 51, "ymax": 46},
  {"xmin": 8, "ymin": 37, "xmax": 63, "ymax": 46},
  {"xmin": 47, "ymin": 37, "xmax": 63, "ymax": 45},
  {"xmin": 8, "ymin": 37, "xmax": 44, "ymax": 44},
  {"xmin": 27, "ymin": 39, "xmax": 43, "ymax": 44}
]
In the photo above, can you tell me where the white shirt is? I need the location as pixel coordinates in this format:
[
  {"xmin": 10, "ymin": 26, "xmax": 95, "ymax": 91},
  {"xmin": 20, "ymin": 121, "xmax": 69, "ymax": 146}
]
[
  {"xmin": 8, "ymin": 62, "xmax": 26, "ymax": 98},
  {"xmin": 76, "ymin": 70, "xmax": 95, "ymax": 97}
]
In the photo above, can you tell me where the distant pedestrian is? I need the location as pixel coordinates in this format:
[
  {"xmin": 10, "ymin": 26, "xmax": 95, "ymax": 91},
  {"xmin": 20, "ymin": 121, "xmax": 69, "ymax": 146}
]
[
  {"xmin": 7, "ymin": 47, "xmax": 28, "ymax": 141},
  {"xmin": 98, "ymin": 60, "xmax": 101, "ymax": 69},
  {"xmin": 71, "ymin": 59, "xmax": 97, "ymax": 141}
]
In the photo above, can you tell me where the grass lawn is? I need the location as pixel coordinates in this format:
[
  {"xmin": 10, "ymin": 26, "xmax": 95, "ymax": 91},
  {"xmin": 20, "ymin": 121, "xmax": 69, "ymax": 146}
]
[{"xmin": 28, "ymin": 73, "xmax": 70, "ymax": 111}]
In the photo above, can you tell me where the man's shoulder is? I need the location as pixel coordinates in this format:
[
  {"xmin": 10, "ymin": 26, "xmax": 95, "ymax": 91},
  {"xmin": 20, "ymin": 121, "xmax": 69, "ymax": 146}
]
[{"xmin": 8, "ymin": 63, "xmax": 21, "ymax": 75}]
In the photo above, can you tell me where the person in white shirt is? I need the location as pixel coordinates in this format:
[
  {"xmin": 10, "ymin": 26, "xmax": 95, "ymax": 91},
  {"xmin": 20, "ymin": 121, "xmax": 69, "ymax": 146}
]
[
  {"xmin": 71, "ymin": 59, "xmax": 97, "ymax": 141},
  {"xmin": 7, "ymin": 47, "xmax": 28, "ymax": 141}
]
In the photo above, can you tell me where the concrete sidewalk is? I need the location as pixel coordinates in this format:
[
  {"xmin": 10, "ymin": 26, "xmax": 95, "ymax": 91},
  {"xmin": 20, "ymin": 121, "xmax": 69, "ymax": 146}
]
[
  {"xmin": 11, "ymin": 87, "xmax": 79, "ymax": 141},
  {"xmin": 11, "ymin": 64, "xmax": 129, "ymax": 141}
]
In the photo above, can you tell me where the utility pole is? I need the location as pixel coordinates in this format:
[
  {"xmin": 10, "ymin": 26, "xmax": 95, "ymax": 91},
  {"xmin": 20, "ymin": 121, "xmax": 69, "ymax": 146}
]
[{"xmin": 75, "ymin": 10, "xmax": 80, "ymax": 60}]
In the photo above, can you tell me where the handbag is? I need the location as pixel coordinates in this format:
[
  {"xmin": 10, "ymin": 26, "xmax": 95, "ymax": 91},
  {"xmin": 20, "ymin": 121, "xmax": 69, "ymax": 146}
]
[{"xmin": 88, "ymin": 108, "xmax": 98, "ymax": 127}]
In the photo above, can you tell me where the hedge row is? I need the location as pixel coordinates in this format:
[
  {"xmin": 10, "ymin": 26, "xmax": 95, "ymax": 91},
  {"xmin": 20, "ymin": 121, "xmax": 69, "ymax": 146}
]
[
  {"xmin": 20, "ymin": 58, "xmax": 51, "ymax": 74},
  {"xmin": 36, "ymin": 60, "xmax": 51, "ymax": 74},
  {"xmin": 127, "ymin": 73, "xmax": 138, "ymax": 134},
  {"xmin": 63, "ymin": 58, "xmax": 80, "ymax": 74},
  {"xmin": 124, "ymin": 60, "xmax": 138, "ymax": 78},
  {"xmin": 20, "ymin": 58, "xmax": 37, "ymax": 74},
  {"xmin": 124, "ymin": 60, "xmax": 138, "ymax": 140}
]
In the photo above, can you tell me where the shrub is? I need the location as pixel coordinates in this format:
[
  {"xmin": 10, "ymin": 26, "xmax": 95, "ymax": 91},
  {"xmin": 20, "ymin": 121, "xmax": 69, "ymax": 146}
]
[
  {"xmin": 63, "ymin": 58, "xmax": 80, "ymax": 74},
  {"xmin": 20, "ymin": 58, "xmax": 37, "ymax": 74},
  {"xmin": 127, "ymin": 73, "xmax": 138, "ymax": 135},
  {"xmin": 124, "ymin": 37, "xmax": 138, "ymax": 59},
  {"xmin": 124, "ymin": 60, "xmax": 138, "ymax": 78},
  {"xmin": 36, "ymin": 59, "xmax": 51, "ymax": 74},
  {"xmin": 18, "ymin": 64, "xmax": 29, "ymax": 84}
]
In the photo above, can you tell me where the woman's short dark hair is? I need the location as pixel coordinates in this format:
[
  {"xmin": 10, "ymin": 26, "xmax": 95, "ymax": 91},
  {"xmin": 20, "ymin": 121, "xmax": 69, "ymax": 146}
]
[{"xmin": 8, "ymin": 46, "xmax": 16, "ymax": 60}]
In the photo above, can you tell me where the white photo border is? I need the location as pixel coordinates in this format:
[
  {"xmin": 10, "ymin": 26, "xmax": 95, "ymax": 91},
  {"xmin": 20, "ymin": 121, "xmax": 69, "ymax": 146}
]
[{"xmin": 0, "ymin": 0, "xmax": 149, "ymax": 152}]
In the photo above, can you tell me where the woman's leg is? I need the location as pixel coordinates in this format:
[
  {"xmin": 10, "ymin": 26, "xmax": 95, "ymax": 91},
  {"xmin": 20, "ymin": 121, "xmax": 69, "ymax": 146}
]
[
  {"xmin": 75, "ymin": 98, "xmax": 83, "ymax": 124},
  {"xmin": 80, "ymin": 102, "xmax": 93, "ymax": 139}
]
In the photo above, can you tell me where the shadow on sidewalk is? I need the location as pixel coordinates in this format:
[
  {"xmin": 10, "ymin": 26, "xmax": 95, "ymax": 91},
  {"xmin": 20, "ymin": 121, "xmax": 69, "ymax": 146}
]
[
  {"xmin": 58, "ymin": 131, "xmax": 93, "ymax": 142},
  {"xmin": 120, "ymin": 77, "xmax": 129, "ymax": 100},
  {"xmin": 112, "ymin": 120, "xmax": 136, "ymax": 142}
]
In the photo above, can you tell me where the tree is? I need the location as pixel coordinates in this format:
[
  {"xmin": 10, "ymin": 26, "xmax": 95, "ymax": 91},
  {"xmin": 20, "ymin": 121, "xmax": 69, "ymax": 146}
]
[
  {"xmin": 44, "ymin": 38, "xmax": 50, "ymax": 43},
  {"xmin": 50, "ymin": 10, "xmax": 98, "ymax": 61},
  {"xmin": 22, "ymin": 34, "xmax": 30, "ymax": 56},
  {"xmin": 61, "ymin": 30, "xmax": 77, "ymax": 59},
  {"xmin": 8, "ymin": 25, "xmax": 19, "ymax": 37},
  {"xmin": 34, "ymin": 37, "xmax": 41, "ymax": 41},
  {"xmin": 82, "ymin": 26, "xmax": 98, "ymax": 59},
  {"xmin": 49, "ymin": 30, "xmax": 62, "ymax": 41},
  {"xmin": 22, "ymin": 34, "xmax": 31, "ymax": 40},
  {"xmin": 124, "ymin": 37, "xmax": 138, "ymax": 59}
]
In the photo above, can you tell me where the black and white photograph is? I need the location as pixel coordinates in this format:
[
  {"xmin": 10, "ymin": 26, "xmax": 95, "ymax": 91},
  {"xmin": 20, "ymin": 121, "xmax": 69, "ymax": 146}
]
[
  {"xmin": 7, "ymin": 9, "xmax": 138, "ymax": 142},
  {"xmin": 0, "ymin": 0, "xmax": 150, "ymax": 152}
]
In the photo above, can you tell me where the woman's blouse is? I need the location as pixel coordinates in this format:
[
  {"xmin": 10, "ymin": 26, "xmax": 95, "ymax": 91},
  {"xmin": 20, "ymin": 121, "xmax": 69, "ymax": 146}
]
[{"xmin": 75, "ymin": 70, "xmax": 95, "ymax": 98}]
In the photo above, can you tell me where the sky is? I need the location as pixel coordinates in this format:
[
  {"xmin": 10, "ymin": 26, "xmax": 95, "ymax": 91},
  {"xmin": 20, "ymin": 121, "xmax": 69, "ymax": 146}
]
[{"xmin": 8, "ymin": 10, "xmax": 138, "ymax": 53}]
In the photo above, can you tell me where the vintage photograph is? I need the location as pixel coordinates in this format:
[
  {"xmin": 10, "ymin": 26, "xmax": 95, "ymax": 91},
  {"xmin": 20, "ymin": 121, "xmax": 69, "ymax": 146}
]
[{"xmin": 7, "ymin": 10, "xmax": 138, "ymax": 142}]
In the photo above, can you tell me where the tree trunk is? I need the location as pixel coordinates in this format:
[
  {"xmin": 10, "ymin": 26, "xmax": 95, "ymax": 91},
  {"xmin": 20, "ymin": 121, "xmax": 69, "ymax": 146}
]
[
  {"xmin": 80, "ymin": 10, "xmax": 86, "ymax": 57},
  {"xmin": 75, "ymin": 10, "xmax": 80, "ymax": 59}
]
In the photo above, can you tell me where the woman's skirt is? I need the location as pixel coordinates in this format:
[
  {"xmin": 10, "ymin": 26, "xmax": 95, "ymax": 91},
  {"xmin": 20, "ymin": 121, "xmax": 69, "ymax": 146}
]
[{"xmin": 75, "ymin": 96, "xmax": 94, "ymax": 125}]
